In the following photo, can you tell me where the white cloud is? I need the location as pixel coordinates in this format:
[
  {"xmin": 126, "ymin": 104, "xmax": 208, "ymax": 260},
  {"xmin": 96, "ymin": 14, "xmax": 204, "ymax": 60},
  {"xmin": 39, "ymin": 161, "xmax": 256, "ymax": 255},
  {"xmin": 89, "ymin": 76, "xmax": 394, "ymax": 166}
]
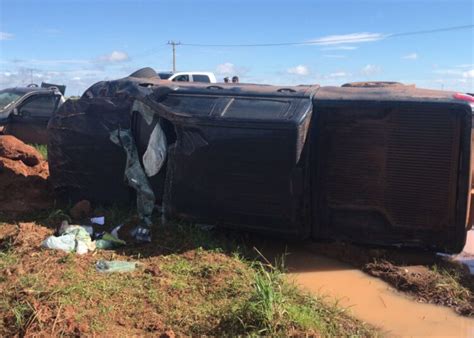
[
  {"xmin": 308, "ymin": 32, "xmax": 385, "ymax": 46},
  {"xmin": 287, "ymin": 65, "xmax": 310, "ymax": 76},
  {"xmin": 360, "ymin": 64, "xmax": 382, "ymax": 76},
  {"xmin": 402, "ymin": 53, "xmax": 418, "ymax": 60},
  {"xmin": 463, "ymin": 70, "xmax": 474, "ymax": 79},
  {"xmin": 0, "ymin": 32, "xmax": 14, "ymax": 40},
  {"xmin": 321, "ymin": 45, "xmax": 358, "ymax": 51},
  {"xmin": 0, "ymin": 67, "xmax": 112, "ymax": 96},
  {"xmin": 98, "ymin": 51, "xmax": 129, "ymax": 63},
  {"xmin": 215, "ymin": 62, "xmax": 236, "ymax": 75}
]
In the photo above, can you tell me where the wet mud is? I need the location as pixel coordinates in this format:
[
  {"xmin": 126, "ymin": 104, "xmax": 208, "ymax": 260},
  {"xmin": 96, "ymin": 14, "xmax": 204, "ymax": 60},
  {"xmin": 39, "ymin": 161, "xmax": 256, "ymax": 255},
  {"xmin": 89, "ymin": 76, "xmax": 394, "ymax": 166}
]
[{"xmin": 286, "ymin": 249, "xmax": 474, "ymax": 337}]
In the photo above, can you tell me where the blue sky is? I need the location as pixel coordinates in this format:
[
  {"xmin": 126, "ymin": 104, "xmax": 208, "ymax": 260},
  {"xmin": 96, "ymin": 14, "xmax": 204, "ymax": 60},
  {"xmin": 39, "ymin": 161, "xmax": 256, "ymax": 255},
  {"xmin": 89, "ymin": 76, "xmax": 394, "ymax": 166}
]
[{"xmin": 0, "ymin": 0, "xmax": 473, "ymax": 95}]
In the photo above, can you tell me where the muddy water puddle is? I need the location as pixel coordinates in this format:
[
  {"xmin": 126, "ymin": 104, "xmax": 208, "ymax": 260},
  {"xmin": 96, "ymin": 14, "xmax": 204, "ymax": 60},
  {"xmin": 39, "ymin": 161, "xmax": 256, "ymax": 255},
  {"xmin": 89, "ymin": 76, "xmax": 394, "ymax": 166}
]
[{"xmin": 286, "ymin": 250, "xmax": 473, "ymax": 336}]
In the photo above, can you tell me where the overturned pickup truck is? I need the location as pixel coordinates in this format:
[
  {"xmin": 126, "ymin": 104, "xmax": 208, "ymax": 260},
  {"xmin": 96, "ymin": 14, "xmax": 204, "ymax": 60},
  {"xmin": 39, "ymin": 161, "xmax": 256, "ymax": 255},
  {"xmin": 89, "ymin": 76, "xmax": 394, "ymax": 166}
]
[{"xmin": 48, "ymin": 71, "xmax": 473, "ymax": 253}]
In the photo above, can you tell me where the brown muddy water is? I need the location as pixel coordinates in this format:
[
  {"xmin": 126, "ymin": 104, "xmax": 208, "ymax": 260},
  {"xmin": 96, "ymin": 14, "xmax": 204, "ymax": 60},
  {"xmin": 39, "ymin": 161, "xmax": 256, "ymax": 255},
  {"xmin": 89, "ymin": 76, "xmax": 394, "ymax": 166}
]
[
  {"xmin": 257, "ymin": 231, "xmax": 474, "ymax": 336},
  {"xmin": 286, "ymin": 250, "xmax": 473, "ymax": 337}
]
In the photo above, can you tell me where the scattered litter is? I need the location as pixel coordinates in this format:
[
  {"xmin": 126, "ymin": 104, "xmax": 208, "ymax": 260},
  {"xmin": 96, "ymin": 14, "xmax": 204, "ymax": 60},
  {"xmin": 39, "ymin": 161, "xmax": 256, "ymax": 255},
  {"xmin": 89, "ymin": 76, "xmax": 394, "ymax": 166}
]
[
  {"xmin": 130, "ymin": 225, "xmax": 151, "ymax": 243},
  {"xmin": 111, "ymin": 224, "xmax": 123, "ymax": 239},
  {"xmin": 96, "ymin": 260, "xmax": 138, "ymax": 273},
  {"xmin": 437, "ymin": 229, "xmax": 474, "ymax": 275},
  {"xmin": 91, "ymin": 216, "xmax": 105, "ymax": 225},
  {"xmin": 110, "ymin": 128, "xmax": 155, "ymax": 243},
  {"xmin": 95, "ymin": 233, "xmax": 126, "ymax": 249},
  {"xmin": 455, "ymin": 256, "xmax": 474, "ymax": 274},
  {"xmin": 43, "ymin": 224, "xmax": 95, "ymax": 254},
  {"xmin": 42, "ymin": 234, "xmax": 77, "ymax": 253},
  {"xmin": 81, "ymin": 225, "xmax": 94, "ymax": 236}
]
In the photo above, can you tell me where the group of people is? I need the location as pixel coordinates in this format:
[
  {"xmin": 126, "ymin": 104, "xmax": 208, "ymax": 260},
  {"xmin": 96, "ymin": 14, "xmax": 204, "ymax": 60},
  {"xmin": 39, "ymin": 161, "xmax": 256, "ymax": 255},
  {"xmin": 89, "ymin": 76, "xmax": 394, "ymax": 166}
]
[{"xmin": 224, "ymin": 76, "xmax": 239, "ymax": 83}]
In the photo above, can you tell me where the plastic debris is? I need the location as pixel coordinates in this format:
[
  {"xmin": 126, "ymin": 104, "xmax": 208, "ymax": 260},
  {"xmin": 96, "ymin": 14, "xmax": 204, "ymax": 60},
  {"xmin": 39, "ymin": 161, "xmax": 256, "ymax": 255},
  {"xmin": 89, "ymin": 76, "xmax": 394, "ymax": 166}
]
[
  {"xmin": 132, "ymin": 100, "xmax": 167, "ymax": 178},
  {"xmin": 42, "ymin": 234, "xmax": 76, "ymax": 253},
  {"xmin": 111, "ymin": 224, "xmax": 123, "ymax": 240},
  {"xmin": 96, "ymin": 260, "xmax": 138, "ymax": 273},
  {"xmin": 91, "ymin": 216, "xmax": 105, "ymax": 225},
  {"xmin": 130, "ymin": 225, "xmax": 151, "ymax": 243},
  {"xmin": 95, "ymin": 233, "xmax": 126, "ymax": 249},
  {"xmin": 81, "ymin": 225, "xmax": 94, "ymax": 236},
  {"xmin": 42, "ymin": 224, "xmax": 95, "ymax": 254},
  {"xmin": 110, "ymin": 128, "xmax": 155, "ymax": 243}
]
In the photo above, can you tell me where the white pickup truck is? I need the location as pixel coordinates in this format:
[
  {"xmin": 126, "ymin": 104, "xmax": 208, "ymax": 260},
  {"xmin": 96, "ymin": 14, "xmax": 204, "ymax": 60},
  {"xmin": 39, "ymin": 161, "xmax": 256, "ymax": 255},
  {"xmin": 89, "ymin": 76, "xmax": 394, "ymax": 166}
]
[{"xmin": 158, "ymin": 71, "xmax": 217, "ymax": 83}]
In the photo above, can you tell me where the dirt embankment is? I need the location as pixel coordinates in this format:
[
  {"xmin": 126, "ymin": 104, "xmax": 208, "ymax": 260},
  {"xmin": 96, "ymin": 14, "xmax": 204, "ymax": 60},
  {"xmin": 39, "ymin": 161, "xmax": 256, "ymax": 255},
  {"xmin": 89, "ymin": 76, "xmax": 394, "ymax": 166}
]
[{"xmin": 0, "ymin": 136, "xmax": 52, "ymax": 215}]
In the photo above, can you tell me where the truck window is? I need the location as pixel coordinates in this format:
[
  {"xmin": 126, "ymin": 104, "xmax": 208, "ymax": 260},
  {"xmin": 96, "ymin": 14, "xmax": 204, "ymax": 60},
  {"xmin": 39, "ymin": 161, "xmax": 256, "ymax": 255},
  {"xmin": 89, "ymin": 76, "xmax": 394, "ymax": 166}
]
[
  {"xmin": 173, "ymin": 75, "xmax": 189, "ymax": 82},
  {"xmin": 19, "ymin": 95, "xmax": 58, "ymax": 118},
  {"xmin": 192, "ymin": 75, "xmax": 211, "ymax": 83}
]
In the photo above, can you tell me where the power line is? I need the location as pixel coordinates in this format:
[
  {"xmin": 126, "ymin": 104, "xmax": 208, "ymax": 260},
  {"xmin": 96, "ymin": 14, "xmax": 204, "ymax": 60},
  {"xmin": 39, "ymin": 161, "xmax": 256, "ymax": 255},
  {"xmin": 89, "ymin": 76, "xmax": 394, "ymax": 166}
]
[{"xmin": 177, "ymin": 24, "xmax": 474, "ymax": 47}]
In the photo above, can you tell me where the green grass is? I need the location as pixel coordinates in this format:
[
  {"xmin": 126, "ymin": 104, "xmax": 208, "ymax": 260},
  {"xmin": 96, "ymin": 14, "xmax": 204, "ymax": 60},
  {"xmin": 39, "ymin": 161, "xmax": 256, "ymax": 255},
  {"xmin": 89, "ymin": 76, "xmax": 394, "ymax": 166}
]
[
  {"xmin": 431, "ymin": 265, "xmax": 472, "ymax": 306},
  {"xmin": 219, "ymin": 261, "xmax": 374, "ymax": 336},
  {"xmin": 0, "ymin": 217, "xmax": 377, "ymax": 336},
  {"xmin": 31, "ymin": 144, "xmax": 47, "ymax": 160}
]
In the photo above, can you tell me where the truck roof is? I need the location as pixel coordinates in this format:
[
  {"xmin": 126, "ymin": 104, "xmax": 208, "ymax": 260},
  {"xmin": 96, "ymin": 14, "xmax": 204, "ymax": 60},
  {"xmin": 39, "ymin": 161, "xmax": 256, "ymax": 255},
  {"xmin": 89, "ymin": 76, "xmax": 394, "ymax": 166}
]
[
  {"xmin": 1, "ymin": 86, "xmax": 64, "ymax": 96},
  {"xmin": 1, "ymin": 87, "xmax": 53, "ymax": 95}
]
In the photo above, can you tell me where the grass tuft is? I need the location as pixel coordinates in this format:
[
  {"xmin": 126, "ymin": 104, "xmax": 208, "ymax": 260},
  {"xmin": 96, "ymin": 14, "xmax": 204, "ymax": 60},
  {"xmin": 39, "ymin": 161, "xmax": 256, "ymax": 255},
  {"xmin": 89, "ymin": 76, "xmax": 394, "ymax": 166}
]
[{"xmin": 31, "ymin": 144, "xmax": 47, "ymax": 160}]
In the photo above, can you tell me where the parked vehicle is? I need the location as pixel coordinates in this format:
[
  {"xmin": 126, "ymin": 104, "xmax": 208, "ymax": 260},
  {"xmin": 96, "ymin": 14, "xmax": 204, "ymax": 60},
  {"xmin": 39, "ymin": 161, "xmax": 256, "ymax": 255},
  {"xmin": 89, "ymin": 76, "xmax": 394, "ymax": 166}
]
[
  {"xmin": 48, "ymin": 71, "xmax": 473, "ymax": 253},
  {"xmin": 0, "ymin": 83, "xmax": 65, "ymax": 144},
  {"xmin": 159, "ymin": 71, "xmax": 217, "ymax": 83}
]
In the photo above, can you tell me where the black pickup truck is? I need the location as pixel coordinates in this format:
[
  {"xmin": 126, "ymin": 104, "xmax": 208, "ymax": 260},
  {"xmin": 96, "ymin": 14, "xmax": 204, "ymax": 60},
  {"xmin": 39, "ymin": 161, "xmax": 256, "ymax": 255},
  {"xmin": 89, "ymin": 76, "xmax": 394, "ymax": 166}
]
[
  {"xmin": 47, "ymin": 71, "xmax": 473, "ymax": 253},
  {"xmin": 0, "ymin": 83, "xmax": 65, "ymax": 144}
]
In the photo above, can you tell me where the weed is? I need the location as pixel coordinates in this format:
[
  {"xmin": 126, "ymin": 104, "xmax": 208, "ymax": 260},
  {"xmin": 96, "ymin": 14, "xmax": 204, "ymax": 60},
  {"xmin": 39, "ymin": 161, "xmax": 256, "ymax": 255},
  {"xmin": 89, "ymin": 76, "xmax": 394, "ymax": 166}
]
[
  {"xmin": 0, "ymin": 250, "xmax": 18, "ymax": 270},
  {"xmin": 431, "ymin": 265, "xmax": 471, "ymax": 304},
  {"xmin": 162, "ymin": 256, "xmax": 194, "ymax": 275},
  {"xmin": 11, "ymin": 300, "xmax": 35, "ymax": 330},
  {"xmin": 31, "ymin": 144, "xmax": 47, "ymax": 160}
]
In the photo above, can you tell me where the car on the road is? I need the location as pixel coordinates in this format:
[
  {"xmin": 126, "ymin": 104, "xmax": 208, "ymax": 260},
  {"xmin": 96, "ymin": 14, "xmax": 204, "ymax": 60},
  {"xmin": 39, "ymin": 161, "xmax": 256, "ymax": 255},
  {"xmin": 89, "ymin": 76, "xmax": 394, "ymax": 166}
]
[{"xmin": 0, "ymin": 83, "xmax": 65, "ymax": 144}]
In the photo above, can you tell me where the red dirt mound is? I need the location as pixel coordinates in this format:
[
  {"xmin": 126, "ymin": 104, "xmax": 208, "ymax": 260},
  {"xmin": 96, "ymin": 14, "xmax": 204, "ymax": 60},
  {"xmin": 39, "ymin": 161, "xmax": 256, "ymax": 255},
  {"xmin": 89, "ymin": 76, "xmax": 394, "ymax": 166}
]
[{"xmin": 0, "ymin": 135, "xmax": 52, "ymax": 215}]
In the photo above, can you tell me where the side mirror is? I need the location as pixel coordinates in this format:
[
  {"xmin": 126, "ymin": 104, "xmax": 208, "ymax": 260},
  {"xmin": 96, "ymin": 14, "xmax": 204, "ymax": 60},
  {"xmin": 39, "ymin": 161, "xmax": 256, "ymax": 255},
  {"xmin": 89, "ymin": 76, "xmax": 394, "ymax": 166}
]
[{"xmin": 13, "ymin": 108, "xmax": 19, "ymax": 115}]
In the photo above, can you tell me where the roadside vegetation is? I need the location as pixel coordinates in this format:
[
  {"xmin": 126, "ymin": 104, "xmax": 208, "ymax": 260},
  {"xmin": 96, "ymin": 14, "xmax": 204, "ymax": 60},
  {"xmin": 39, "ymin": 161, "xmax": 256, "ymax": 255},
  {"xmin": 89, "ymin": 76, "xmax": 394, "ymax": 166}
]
[
  {"xmin": 0, "ymin": 208, "xmax": 377, "ymax": 336},
  {"xmin": 31, "ymin": 144, "xmax": 47, "ymax": 160}
]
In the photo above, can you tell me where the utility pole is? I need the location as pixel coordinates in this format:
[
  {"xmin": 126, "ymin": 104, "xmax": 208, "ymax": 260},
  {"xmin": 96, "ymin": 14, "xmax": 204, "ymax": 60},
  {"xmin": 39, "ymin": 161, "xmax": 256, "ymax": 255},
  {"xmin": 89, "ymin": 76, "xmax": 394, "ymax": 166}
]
[{"xmin": 167, "ymin": 40, "xmax": 181, "ymax": 72}]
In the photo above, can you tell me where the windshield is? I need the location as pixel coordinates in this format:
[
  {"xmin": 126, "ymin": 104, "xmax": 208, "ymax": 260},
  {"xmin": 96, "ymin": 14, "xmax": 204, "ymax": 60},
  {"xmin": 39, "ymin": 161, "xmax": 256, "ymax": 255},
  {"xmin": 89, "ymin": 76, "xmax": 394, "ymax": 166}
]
[
  {"xmin": 0, "ymin": 91, "xmax": 22, "ymax": 111},
  {"xmin": 158, "ymin": 72, "xmax": 173, "ymax": 80}
]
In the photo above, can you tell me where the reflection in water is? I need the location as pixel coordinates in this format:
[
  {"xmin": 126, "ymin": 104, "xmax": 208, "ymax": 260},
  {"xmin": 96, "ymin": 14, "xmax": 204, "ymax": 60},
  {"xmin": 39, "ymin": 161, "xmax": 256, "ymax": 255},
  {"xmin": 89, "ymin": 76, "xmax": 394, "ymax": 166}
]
[{"xmin": 285, "ymin": 250, "xmax": 473, "ymax": 337}]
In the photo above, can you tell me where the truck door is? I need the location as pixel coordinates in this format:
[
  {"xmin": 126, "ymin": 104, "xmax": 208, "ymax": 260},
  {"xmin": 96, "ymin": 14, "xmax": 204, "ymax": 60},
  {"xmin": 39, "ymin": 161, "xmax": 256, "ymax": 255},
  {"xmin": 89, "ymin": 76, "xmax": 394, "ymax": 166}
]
[{"xmin": 8, "ymin": 93, "xmax": 60, "ymax": 144}]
